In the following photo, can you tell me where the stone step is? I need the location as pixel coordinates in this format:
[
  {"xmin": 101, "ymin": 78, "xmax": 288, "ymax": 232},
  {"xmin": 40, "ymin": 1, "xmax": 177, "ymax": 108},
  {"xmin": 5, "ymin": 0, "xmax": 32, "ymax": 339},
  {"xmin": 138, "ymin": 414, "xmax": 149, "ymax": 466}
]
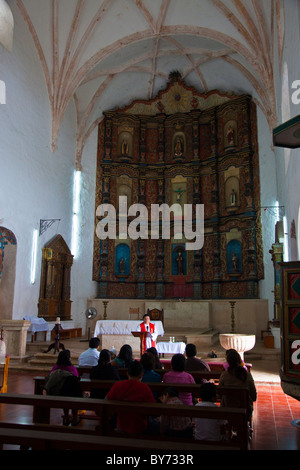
[{"xmin": 28, "ymin": 352, "xmax": 81, "ymax": 367}]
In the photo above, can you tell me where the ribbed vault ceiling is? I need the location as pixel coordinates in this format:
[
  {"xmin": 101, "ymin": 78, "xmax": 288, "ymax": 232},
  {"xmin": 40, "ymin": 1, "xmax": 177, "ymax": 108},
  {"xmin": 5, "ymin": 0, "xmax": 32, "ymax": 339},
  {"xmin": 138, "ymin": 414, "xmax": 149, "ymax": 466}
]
[{"xmin": 14, "ymin": 0, "xmax": 284, "ymax": 169}]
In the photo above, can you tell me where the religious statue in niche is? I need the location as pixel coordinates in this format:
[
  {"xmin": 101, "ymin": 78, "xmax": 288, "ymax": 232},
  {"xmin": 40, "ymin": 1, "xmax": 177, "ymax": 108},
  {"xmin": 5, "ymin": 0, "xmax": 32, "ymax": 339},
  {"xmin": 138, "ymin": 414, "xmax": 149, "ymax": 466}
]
[
  {"xmin": 121, "ymin": 138, "xmax": 129, "ymax": 156},
  {"xmin": 230, "ymin": 189, "xmax": 237, "ymax": 206},
  {"xmin": 115, "ymin": 243, "xmax": 130, "ymax": 278},
  {"xmin": 227, "ymin": 239, "xmax": 242, "ymax": 275},
  {"xmin": 172, "ymin": 245, "xmax": 186, "ymax": 276},
  {"xmin": 224, "ymin": 121, "xmax": 237, "ymax": 148},
  {"xmin": 119, "ymin": 257, "xmax": 126, "ymax": 273},
  {"xmin": 173, "ymin": 131, "xmax": 185, "ymax": 160},
  {"xmin": 118, "ymin": 129, "xmax": 133, "ymax": 160},
  {"xmin": 231, "ymin": 252, "xmax": 238, "ymax": 271},
  {"xmin": 174, "ymin": 186, "xmax": 186, "ymax": 204},
  {"xmin": 225, "ymin": 175, "xmax": 239, "ymax": 210},
  {"xmin": 226, "ymin": 126, "xmax": 235, "ymax": 145},
  {"xmin": 176, "ymin": 251, "xmax": 184, "ymax": 275},
  {"xmin": 174, "ymin": 136, "xmax": 184, "ymax": 156}
]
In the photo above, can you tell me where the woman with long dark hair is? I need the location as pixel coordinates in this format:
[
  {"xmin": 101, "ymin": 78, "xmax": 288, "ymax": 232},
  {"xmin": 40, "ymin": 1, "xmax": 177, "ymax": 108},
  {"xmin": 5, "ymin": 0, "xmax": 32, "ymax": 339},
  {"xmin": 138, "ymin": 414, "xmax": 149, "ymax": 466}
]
[
  {"xmin": 90, "ymin": 349, "xmax": 120, "ymax": 398},
  {"xmin": 111, "ymin": 344, "xmax": 133, "ymax": 368},
  {"xmin": 219, "ymin": 348, "xmax": 257, "ymax": 421}
]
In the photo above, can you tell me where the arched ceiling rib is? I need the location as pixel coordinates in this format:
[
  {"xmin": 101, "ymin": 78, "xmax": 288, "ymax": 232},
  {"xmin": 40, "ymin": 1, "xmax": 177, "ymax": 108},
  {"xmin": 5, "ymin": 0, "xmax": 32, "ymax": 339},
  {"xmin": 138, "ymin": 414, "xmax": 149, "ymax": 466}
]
[{"xmin": 14, "ymin": 0, "xmax": 285, "ymax": 170}]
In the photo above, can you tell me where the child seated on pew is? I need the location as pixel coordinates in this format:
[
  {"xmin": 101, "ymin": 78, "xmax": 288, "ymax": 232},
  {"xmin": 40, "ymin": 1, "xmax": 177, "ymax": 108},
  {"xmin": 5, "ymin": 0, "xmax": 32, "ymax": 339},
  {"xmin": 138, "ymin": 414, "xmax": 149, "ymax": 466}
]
[
  {"xmin": 194, "ymin": 383, "xmax": 226, "ymax": 441},
  {"xmin": 160, "ymin": 387, "xmax": 193, "ymax": 438}
]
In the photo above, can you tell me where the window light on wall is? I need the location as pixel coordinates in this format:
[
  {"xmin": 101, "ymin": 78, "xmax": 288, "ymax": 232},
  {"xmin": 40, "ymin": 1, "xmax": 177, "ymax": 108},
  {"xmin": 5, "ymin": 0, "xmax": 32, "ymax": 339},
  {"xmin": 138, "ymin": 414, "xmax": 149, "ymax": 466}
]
[
  {"xmin": 71, "ymin": 170, "xmax": 81, "ymax": 259},
  {"xmin": 283, "ymin": 216, "xmax": 289, "ymax": 262},
  {"xmin": 30, "ymin": 228, "xmax": 39, "ymax": 284}
]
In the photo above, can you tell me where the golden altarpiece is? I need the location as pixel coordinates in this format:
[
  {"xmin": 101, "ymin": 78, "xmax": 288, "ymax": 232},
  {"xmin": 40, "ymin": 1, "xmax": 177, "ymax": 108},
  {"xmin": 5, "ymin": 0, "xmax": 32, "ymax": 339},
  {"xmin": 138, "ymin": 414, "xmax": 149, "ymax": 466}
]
[{"xmin": 93, "ymin": 74, "xmax": 264, "ymax": 300}]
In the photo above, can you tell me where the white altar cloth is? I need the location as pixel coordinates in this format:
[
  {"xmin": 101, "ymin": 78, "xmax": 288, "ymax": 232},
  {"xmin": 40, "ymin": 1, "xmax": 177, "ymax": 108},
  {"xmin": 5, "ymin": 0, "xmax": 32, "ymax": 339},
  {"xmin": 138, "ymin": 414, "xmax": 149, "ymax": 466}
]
[
  {"xmin": 24, "ymin": 316, "xmax": 49, "ymax": 334},
  {"xmin": 156, "ymin": 341, "xmax": 186, "ymax": 355},
  {"xmin": 94, "ymin": 320, "xmax": 164, "ymax": 337}
]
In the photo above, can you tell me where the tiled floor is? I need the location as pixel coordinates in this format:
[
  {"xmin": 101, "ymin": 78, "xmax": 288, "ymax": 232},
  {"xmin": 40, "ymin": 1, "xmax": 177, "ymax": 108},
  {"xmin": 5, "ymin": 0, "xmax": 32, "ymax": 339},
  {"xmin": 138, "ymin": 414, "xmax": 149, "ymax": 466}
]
[{"xmin": 251, "ymin": 383, "xmax": 300, "ymax": 450}]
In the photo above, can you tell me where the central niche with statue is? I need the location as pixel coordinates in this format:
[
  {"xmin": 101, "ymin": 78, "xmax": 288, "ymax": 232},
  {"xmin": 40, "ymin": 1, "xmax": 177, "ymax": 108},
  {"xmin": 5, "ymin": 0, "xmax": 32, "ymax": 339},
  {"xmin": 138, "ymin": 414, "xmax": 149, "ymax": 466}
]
[{"xmin": 93, "ymin": 73, "xmax": 264, "ymax": 300}]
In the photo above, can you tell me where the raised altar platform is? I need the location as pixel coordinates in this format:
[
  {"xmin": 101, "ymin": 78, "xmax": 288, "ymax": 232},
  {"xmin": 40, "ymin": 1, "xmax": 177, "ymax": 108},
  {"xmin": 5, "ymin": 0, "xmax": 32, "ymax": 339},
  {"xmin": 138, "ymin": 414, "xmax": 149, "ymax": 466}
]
[
  {"xmin": 94, "ymin": 320, "xmax": 164, "ymax": 354},
  {"xmin": 88, "ymin": 298, "xmax": 268, "ymax": 334},
  {"xmin": 85, "ymin": 298, "xmax": 269, "ymax": 355}
]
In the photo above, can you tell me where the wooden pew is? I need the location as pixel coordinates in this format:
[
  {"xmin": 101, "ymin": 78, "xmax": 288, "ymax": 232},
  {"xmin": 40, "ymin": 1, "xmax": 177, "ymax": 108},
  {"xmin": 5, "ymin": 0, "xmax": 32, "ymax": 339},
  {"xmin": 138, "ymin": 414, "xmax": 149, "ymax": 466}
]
[
  {"xmin": 34, "ymin": 376, "xmax": 248, "ymax": 405},
  {"xmin": 0, "ymin": 422, "xmax": 221, "ymax": 451},
  {"xmin": 33, "ymin": 376, "xmax": 250, "ymax": 433},
  {"xmin": 76, "ymin": 366, "xmax": 222, "ymax": 383},
  {"xmin": 0, "ymin": 392, "xmax": 249, "ymax": 450}
]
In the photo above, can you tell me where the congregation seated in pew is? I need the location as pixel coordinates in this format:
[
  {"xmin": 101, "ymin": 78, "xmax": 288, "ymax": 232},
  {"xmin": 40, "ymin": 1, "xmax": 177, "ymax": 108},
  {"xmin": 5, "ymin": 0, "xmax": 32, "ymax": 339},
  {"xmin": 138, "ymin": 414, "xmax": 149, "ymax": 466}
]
[
  {"xmin": 146, "ymin": 347, "xmax": 164, "ymax": 369},
  {"xmin": 45, "ymin": 349, "xmax": 82, "ymax": 426},
  {"xmin": 111, "ymin": 344, "xmax": 134, "ymax": 369},
  {"xmin": 89, "ymin": 349, "xmax": 120, "ymax": 399},
  {"xmin": 106, "ymin": 360, "xmax": 160, "ymax": 435},
  {"xmin": 141, "ymin": 353, "xmax": 161, "ymax": 384},
  {"xmin": 141, "ymin": 352, "xmax": 161, "ymax": 402},
  {"xmin": 194, "ymin": 382, "xmax": 226, "ymax": 442},
  {"xmin": 185, "ymin": 343, "xmax": 211, "ymax": 382},
  {"xmin": 78, "ymin": 337, "xmax": 100, "ymax": 367},
  {"xmin": 219, "ymin": 349, "xmax": 257, "ymax": 422},
  {"xmin": 163, "ymin": 353, "xmax": 196, "ymax": 406},
  {"xmin": 160, "ymin": 387, "xmax": 193, "ymax": 438}
]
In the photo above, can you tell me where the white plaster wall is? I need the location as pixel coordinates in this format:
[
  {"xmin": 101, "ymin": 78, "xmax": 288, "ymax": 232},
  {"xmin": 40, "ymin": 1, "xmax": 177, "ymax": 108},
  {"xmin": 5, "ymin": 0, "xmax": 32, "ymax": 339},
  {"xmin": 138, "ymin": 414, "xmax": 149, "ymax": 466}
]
[
  {"xmin": 276, "ymin": 2, "xmax": 300, "ymax": 263},
  {"xmin": 0, "ymin": 4, "xmax": 97, "ymax": 329},
  {"xmin": 258, "ymin": 1, "xmax": 300, "ymax": 319},
  {"xmin": 256, "ymin": 107, "xmax": 279, "ymax": 321}
]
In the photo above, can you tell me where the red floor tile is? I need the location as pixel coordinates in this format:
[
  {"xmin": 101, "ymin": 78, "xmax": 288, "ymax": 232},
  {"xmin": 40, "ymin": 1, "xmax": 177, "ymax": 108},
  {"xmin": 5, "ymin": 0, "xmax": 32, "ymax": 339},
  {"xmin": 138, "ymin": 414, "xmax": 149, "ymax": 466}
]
[{"xmin": 252, "ymin": 383, "xmax": 300, "ymax": 450}]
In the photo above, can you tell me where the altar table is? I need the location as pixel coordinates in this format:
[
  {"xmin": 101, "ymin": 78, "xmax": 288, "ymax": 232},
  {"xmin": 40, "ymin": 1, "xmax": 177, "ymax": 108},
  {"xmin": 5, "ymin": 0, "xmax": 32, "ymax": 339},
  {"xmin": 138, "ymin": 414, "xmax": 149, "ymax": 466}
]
[
  {"xmin": 94, "ymin": 320, "xmax": 164, "ymax": 337},
  {"xmin": 156, "ymin": 341, "xmax": 186, "ymax": 356},
  {"xmin": 24, "ymin": 316, "xmax": 49, "ymax": 342},
  {"xmin": 94, "ymin": 320, "xmax": 164, "ymax": 354}
]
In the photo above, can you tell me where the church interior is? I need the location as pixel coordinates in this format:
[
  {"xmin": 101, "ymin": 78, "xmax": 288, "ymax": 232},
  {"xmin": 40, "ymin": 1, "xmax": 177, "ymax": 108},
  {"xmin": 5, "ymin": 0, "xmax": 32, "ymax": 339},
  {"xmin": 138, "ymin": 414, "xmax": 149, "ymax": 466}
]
[{"xmin": 0, "ymin": 0, "xmax": 300, "ymax": 452}]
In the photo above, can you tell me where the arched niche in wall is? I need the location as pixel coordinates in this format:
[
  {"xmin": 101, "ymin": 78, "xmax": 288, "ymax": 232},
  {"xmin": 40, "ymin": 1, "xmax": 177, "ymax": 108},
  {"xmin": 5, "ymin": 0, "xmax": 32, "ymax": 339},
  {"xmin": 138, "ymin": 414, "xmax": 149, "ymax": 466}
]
[
  {"xmin": 226, "ymin": 239, "xmax": 242, "ymax": 276},
  {"xmin": 173, "ymin": 132, "xmax": 186, "ymax": 160},
  {"xmin": 0, "ymin": 227, "xmax": 17, "ymax": 320},
  {"xmin": 171, "ymin": 174, "xmax": 187, "ymax": 209},
  {"xmin": 225, "ymin": 167, "xmax": 240, "ymax": 211},
  {"xmin": 117, "ymin": 175, "xmax": 132, "ymax": 212},
  {"xmin": 224, "ymin": 120, "xmax": 237, "ymax": 149},
  {"xmin": 117, "ymin": 128, "xmax": 133, "ymax": 161},
  {"xmin": 171, "ymin": 243, "xmax": 186, "ymax": 276},
  {"xmin": 115, "ymin": 240, "xmax": 131, "ymax": 279}
]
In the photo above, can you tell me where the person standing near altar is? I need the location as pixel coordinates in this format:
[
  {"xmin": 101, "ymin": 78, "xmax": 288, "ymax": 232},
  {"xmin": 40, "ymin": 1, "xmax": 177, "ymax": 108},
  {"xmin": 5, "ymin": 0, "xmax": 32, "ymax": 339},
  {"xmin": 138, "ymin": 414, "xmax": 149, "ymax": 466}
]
[{"xmin": 136, "ymin": 313, "xmax": 157, "ymax": 351}]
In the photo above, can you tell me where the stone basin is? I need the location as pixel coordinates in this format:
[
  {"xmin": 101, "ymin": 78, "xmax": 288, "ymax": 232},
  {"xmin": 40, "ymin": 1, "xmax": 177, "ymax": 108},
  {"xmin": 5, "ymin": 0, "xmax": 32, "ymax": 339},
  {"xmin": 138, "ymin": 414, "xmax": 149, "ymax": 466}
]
[{"xmin": 219, "ymin": 333, "xmax": 256, "ymax": 361}]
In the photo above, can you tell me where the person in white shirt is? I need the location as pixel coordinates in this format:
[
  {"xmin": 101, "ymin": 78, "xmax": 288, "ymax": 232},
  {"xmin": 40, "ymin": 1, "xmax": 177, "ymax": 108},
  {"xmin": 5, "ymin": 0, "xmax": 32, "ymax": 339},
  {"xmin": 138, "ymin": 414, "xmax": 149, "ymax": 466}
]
[{"xmin": 78, "ymin": 337, "xmax": 100, "ymax": 366}]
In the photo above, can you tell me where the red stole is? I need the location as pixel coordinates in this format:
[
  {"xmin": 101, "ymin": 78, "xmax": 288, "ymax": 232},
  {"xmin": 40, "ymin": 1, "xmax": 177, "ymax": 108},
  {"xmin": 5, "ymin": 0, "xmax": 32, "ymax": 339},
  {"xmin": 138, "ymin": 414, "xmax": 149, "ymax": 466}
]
[{"xmin": 140, "ymin": 322, "xmax": 156, "ymax": 349}]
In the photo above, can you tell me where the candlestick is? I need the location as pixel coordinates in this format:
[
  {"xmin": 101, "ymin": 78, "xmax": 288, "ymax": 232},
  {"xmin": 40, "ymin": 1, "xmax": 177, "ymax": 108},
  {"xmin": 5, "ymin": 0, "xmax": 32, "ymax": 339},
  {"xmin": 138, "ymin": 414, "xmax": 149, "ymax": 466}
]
[
  {"xmin": 103, "ymin": 301, "xmax": 109, "ymax": 320},
  {"xmin": 229, "ymin": 301, "xmax": 236, "ymax": 333}
]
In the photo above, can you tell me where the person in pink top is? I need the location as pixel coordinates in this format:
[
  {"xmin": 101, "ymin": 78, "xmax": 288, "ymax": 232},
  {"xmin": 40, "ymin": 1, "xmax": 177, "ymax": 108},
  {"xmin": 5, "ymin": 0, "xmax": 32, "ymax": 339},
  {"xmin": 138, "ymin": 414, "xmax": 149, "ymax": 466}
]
[
  {"xmin": 162, "ymin": 353, "xmax": 195, "ymax": 405},
  {"xmin": 50, "ymin": 349, "xmax": 79, "ymax": 376}
]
